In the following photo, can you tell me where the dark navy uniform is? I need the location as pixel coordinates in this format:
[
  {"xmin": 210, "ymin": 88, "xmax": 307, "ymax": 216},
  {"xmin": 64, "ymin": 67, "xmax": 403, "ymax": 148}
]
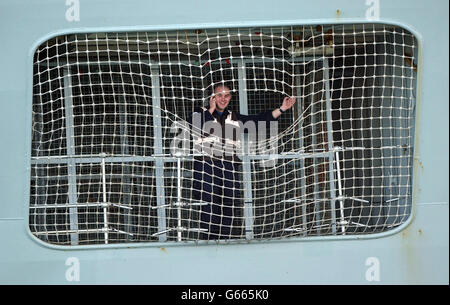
[{"xmin": 188, "ymin": 107, "xmax": 277, "ymax": 240}]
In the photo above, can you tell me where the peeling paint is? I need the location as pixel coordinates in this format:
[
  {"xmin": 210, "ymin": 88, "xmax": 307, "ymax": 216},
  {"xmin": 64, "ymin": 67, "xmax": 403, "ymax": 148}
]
[{"xmin": 399, "ymin": 221, "xmax": 427, "ymax": 283}]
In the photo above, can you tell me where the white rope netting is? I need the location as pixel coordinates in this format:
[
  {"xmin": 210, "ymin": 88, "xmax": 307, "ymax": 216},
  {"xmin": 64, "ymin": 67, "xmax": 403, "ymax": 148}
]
[{"xmin": 30, "ymin": 24, "xmax": 417, "ymax": 245}]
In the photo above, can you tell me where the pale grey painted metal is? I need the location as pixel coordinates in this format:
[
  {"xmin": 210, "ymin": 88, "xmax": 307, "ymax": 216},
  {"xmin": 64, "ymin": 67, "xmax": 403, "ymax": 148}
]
[
  {"xmin": 118, "ymin": 100, "xmax": 133, "ymax": 240},
  {"xmin": 309, "ymin": 64, "xmax": 322, "ymax": 234},
  {"xmin": 294, "ymin": 64, "xmax": 308, "ymax": 236},
  {"xmin": 63, "ymin": 68, "xmax": 79, "ymax": 245},
  {"xmin": 151, "ymin": 67, "xmax": 167, "ymax": 242},
  {"xmin": 238, "ymin": 60, "xmax": 254, "ymax": 240},
  {"xmin": 0, "ymin": 0, "xmax": 447, "ymax": 286},
  {"xmin": 323, "ymin": 59, "xmax": 338, "ymax": 234},
  {"xmin": 100, "ymin": 154, "xmax": 109, "ymax": 244}
]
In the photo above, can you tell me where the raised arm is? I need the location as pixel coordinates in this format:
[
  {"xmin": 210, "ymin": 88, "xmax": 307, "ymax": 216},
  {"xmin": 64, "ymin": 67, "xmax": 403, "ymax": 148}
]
[
  {"xmin": 237, "ymin": 96, "xmax": 297, "ymax": 125},
  {"xmin": 208, "ymin": 95, "xmax": 216, "ymax": 115},
  {"xmin": 271, "ymin": 96, "xmax": 297, "ymax": 119}
]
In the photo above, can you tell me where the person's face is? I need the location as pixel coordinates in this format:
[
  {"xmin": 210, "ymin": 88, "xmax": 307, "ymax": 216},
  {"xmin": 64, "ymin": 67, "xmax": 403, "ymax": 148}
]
[{"xmin": 213, "ymin": 86, "xmax": 232, "ymax": 112}]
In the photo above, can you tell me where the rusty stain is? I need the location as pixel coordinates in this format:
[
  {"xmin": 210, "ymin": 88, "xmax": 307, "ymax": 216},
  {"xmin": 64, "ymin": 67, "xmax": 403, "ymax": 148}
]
[
  {"xmin": 160, "ymin": 247, "xmax": 167, "ymax": 253},
  {"xmin": 336, "ymin": 9, "xmax": 341, "ymax": 17},
  {"xmin": 411, "ymin": 39, "xmax": 423, "ymax": 224},
  {"xmin": 404, "ymin": 53, "xmax": 418, "ymax": 72},
  {"xmin": 400, "ymin": 222, "xmax": 428, "ymax": 282},
  {"xmin": 399, "ymin": 32, "xmax": 423, "ymax": 284}
]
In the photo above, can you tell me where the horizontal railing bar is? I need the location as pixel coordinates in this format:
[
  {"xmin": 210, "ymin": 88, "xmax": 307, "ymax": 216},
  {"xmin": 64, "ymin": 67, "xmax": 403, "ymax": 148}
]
[
  {"xmin": 151, "ymin": 227, "xmax": 208, "ymax": 237},
  {"xmin": 34, "ymin": 56, "xmax": 322, "ymax": 68},
  {"xmin": 30, "ymin": 146, "xmax": 372, "ymax": 165},
  {"xmin": 30, "ymin": 203, "xmax": 107, "ymax": 209},
  {"xmin": 34, "ymin": 228, "xmax": 108, "ymax": 235},
  {"xmin": 150, "ymin": 201, "xmax": 209, "ymax": 209},
  {"xmin": 33, "ymin": 226, "xmax": 133, "ymax": 236},
  {"xmin": 30, "ymin": 202, "xmax": 133, "ymax": 210}
]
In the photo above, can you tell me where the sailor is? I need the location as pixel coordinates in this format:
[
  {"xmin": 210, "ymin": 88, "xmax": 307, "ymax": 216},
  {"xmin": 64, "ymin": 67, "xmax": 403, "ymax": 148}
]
[{"xmin": 188, "ymin": 82, "xmax": 296, "ymax": 240}]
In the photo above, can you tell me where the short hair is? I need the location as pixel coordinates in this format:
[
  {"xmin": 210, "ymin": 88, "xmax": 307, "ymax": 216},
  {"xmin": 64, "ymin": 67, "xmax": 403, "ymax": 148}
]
[{"xmin": 212, "ymin": 81, "xmax": 234, "ymax": 94}]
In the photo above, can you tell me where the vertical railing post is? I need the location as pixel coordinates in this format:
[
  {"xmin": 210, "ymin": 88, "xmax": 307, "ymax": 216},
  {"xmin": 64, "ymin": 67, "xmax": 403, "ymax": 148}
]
[
  {"xmin": 151, "ymin": 67, "xmax": 167, "ymax": 241},
  {"xmin": 309, "ymin": 67, "xmax": 322, "ymax": 234},
  {"xmin": 323, "ymin": 59, "xmax": 338, "ymax": 234},
  {"xmin": 100, "ymin": 154, "xmax": 109, "ymax": 243},
  {"xmin": 295, "ymin": 65, "xmax": 307, "ymax": 235},
  {"xmin": 176, "ymin": 157, "xmax": 183, "ymax": 241},
  {"xmin": 238, "ymin": 60, "xmax": 254, "ymax": 240},
  {"xmin": 63, "ymin": 67, "xmax": 79, "ymax": 245},
  {"xmin": 118, "ymin": 99, "xmax": 132, "ymax": 240}
]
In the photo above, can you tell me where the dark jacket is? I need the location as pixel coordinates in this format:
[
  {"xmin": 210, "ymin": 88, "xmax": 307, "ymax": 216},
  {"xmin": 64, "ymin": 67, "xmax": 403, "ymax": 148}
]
[
  {"xmin": 189, "ymin": 106, "xmax": 277, "ymax": 162},
  {"xmin": 188, "ymin": 106, "xmax": 278, "ymax": 239}
]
